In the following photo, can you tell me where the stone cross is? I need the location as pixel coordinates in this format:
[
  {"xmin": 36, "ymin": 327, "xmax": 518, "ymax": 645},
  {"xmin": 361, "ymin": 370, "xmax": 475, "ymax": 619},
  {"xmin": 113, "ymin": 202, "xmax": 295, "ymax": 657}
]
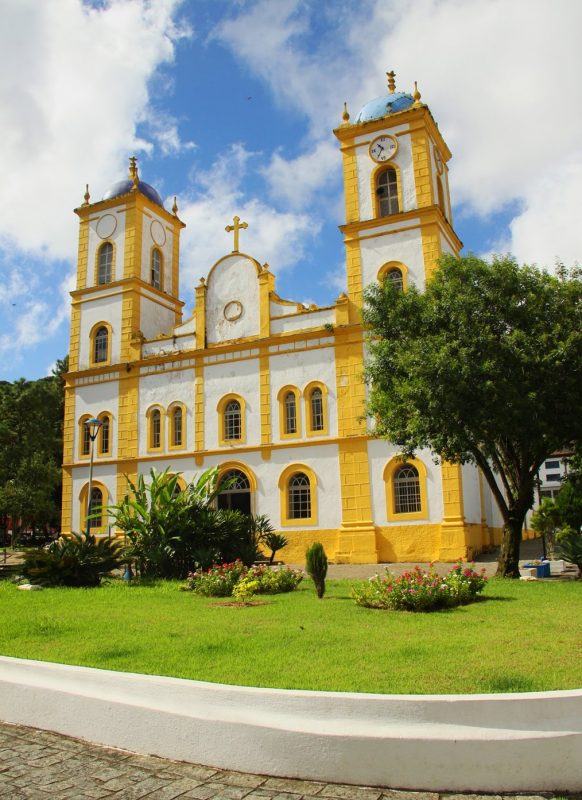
[{"xmin": 225, "ymin": 216, "xmax": 248, "ymax": 252}]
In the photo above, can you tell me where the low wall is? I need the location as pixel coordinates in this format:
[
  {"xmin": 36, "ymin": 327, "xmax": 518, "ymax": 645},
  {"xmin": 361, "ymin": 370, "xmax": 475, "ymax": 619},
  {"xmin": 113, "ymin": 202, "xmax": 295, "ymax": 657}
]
[{"xmin": 0, "ymin": 656, "xmax": 580, "ymax": 792}]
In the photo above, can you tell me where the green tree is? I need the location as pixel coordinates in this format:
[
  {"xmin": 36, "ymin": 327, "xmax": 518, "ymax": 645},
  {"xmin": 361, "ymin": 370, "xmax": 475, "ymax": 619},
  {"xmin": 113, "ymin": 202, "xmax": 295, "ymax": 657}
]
[{"xmin": 363, "ymin": 254, "xmax": 582, "ymax": 578}]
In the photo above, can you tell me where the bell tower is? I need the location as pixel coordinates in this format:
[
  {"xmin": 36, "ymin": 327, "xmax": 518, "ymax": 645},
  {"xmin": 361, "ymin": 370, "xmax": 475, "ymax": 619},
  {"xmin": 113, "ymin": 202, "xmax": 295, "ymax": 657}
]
[{"xmin": 333, "ymin": 71, "xmax": 461, "ymax": 323}]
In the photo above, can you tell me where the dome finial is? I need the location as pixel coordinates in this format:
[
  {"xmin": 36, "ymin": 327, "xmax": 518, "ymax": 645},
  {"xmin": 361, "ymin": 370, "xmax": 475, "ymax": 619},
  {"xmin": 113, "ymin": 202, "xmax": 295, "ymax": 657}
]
[
  {"xmin": 413, "ymin": 80, "xmax": 422, "ymax": 106},
  {"xmin": 342, "ymin": 101, "xmax": 350, "ymax": 123},
  {"xmin": 128, "ymin": 155, "xmax": 139, "ymax": 189},
  {"xmin": 172, "ymin": 196, "xmax": 178, "ymax": 216},
  {"xmin": 386, "ymin": 70, "xmax": 396, "ymax": 93},
  {"xmin": 83, "ymin": 184, "xmax": 90, "ymax": 206}
]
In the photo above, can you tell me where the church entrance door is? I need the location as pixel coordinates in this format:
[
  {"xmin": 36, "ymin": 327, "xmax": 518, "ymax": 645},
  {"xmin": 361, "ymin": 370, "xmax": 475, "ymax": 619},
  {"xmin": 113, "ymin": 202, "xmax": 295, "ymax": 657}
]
[{"xmin": 217, "ymin": 469, "xmax": 252, "ymax": 515}]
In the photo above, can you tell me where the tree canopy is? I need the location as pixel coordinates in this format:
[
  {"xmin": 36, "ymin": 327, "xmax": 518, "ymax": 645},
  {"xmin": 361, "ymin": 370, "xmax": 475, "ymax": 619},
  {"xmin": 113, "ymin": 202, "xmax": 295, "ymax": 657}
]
[{"xmin": 363, "ymin": 254, "xmax": 582, "ymax": 577}]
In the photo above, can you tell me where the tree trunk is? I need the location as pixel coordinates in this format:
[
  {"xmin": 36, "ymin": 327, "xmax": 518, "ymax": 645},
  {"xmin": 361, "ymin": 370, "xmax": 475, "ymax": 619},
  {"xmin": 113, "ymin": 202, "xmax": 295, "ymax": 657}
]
[{"xmin": 496, "ymin": 513, "xmax": 524, "ymax": 577}]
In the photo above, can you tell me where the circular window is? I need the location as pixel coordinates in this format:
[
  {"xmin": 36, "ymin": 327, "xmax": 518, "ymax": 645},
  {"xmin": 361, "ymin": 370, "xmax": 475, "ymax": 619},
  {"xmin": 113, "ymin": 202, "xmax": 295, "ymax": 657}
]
[{"xmin": 224, "ymin": 300, "xmax": 243, "ymax": 322}]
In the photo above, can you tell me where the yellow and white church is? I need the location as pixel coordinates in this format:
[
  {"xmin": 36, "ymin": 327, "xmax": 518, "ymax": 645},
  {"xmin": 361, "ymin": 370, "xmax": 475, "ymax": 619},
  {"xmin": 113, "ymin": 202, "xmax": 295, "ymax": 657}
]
[{"xmin": 61, "ymin": 73, "xmax": 506, "ymax": 563}]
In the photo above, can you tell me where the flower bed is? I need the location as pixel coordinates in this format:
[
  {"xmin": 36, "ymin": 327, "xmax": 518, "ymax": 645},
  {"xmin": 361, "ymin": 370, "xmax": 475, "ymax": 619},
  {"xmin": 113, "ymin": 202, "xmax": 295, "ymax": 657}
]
[
  {"xmin": 186, "ymin": 561, "xmax": 303, "ymax": 597},
  {"xmin": 352, "ymin": 563, "xmax": 487, "ymax": 611}
]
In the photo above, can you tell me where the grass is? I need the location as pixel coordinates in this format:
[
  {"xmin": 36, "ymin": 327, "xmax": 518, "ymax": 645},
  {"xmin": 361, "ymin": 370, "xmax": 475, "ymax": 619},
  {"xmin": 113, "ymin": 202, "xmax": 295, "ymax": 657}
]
[{"xmin": 0, "ymin": 577, "xmax": 581, "ymax": 694}]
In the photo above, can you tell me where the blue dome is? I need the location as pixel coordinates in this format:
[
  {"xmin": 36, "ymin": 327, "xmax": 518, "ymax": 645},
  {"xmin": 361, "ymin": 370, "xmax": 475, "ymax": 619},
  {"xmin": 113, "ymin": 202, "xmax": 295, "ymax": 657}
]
[
  {"xmin": 355, "ymin": 92, "xmax": 415, "ymax": 124},
  {"xmin": 103, "ymin": 179, "xmax": 164, "ymax": 208}
]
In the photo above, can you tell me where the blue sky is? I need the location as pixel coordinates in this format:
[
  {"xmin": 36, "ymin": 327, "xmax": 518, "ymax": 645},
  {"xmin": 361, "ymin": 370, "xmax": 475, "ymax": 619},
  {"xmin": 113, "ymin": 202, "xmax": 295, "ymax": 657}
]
[{"xmin": 1, "ymin": 0, "xmax": 581, "ymax": 381}]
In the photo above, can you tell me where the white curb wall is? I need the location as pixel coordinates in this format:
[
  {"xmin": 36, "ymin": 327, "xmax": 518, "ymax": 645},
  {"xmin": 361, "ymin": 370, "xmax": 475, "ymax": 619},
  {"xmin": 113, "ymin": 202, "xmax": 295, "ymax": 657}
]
[{"xmin": 0, "ymin": 656, "xmax": 581, "ymax": 792}]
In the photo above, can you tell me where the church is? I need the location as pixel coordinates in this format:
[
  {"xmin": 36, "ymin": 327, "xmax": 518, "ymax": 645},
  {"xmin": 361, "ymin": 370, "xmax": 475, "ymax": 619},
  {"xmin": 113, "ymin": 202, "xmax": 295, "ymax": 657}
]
[{"xmin": 61, "ymin": 72, "xmax": 507, "ymax": 563}]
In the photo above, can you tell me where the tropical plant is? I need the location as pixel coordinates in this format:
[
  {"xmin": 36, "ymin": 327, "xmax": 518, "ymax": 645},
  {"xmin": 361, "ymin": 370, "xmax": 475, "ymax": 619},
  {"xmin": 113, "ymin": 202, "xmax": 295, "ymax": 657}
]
[
  {"xmin": 556, "ymin": 528, "xmax": 582, "ymax": 578},
  {"xmin": 262, "ymin": 532, "xmax": 289, "ymax": 564},
  {"xmin": 305, "ymin": 542, "xmax": 328, "ymax": 598},
  {"xmin": 21, "ymin": 531, "xmax": 123, "ymax": 587}
]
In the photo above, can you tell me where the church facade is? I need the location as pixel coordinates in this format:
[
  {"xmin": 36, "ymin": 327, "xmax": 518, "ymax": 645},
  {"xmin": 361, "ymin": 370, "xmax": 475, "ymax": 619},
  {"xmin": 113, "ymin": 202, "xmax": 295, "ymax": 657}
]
[{"xmin": 61, "ymin": 74, "xmax": 507, "ymax": 563}]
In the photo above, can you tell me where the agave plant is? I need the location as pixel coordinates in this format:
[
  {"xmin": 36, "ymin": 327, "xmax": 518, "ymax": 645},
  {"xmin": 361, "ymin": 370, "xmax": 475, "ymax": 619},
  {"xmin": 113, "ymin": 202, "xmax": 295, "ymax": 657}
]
[{"xmin": 22, "ymin": 531, "xmax": 124, "ymax": 587}]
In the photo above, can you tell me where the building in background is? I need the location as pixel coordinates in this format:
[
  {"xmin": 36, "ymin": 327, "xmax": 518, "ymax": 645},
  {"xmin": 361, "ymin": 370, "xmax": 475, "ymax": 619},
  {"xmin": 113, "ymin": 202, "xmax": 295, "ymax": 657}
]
[{"xmin": 61, "ymin": 72, "xmax": 519, "ymax": 563}]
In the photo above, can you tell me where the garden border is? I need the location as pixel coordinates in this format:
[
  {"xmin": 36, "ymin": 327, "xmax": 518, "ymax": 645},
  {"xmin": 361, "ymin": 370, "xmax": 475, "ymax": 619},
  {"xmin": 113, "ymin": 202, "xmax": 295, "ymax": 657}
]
[{"xmin": 0, "ymin": 656, "xmax": 580, "ymax": 792}]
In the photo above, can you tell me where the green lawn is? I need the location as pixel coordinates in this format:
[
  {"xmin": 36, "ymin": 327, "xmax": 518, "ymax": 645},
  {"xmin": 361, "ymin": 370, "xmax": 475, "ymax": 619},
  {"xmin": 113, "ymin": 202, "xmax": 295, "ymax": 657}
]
[{"xmin": 0, "ymin": 578, "xmax": 581, "ymax": 694}]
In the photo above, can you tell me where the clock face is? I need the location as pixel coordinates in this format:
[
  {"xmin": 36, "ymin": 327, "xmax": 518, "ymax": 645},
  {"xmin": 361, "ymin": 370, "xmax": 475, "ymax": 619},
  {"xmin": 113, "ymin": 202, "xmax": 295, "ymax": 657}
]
[
  {"xmin": 369, "ymin": 135, "xmax": 398, "ymax": 163},
  {"xmin": 224, "ymin": 300, "xmax": 243, "ymax": 322}
]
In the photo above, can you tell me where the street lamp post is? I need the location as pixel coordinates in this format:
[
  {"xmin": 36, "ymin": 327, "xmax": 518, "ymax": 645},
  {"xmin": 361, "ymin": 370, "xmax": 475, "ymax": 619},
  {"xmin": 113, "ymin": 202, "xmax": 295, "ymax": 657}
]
[{"xmin": 84, "ymin": 417, "xmax": 102, "ymax": 533}]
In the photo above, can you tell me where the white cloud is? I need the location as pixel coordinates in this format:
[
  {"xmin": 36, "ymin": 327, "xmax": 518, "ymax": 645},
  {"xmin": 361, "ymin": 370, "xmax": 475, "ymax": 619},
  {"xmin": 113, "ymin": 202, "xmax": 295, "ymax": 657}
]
[
  {"xmin": 261, "ymin": 140, "xmax": 341, "ymax": 211},
  {"xmin": 215, "ymin": 0, "xmax": 582, "ymax": 266},
  {"xmin": 175, "ymin": 145, "xmax": 321, "ymax": 303},
  {"xmin": 0, "ymin": 0, "xmax": 189, "ymax": 261}
]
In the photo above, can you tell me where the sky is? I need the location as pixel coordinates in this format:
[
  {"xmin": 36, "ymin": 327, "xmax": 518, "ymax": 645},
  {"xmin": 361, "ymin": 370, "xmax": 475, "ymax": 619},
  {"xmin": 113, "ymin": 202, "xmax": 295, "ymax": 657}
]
[{"xmin": 1, "ymin": 0, "xmax": 581, "ymax": 382}]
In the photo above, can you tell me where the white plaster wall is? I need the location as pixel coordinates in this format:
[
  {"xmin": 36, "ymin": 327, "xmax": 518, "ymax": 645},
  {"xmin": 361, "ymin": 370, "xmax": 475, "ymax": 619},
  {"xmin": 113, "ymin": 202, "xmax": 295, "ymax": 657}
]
[
  {"xmin": 140, "ymin": 294, "xmax": 177, "ymax": 340},
  {"xmin": 271, "ymin": 308, "xmax": 334, "ymax": 334},
  {"xmin": 270, "ymin": 298, "xmax": 300, "ymax": 318},
  {"xmin": 2, "ymin": 658, "xmax": 580, "ymax": 792},
  {"xmin": 142, "ymin": 335, "xmax": 195, "ymax": 357},
  {"xmin": 360, "ymin": 227, "xmax": 425, "ymax": 293},
  {"xmin": 206, "ymin": 256, "xmax": 260, "ymax": 344},
  {"xmin": 462, "ymin": 463, "xmax": 482, "ymax": 524},
  {"xmin": 137, "ymin": 458, "xmax": 197, "ymax": 484},
  {"xmin": 203, "ymin": 358, "xmax": 260, "ymax": 450},
  {"xmin": 355, "ymin": 127, "xmax": 416, "ymax": 221},
  {"xmin": 71, "ymin": 463, "xmax": 117, "ymax": 532},
  {"xmin": 140, "ymin": 210, "xmax": 174, "ymax": 294},
  {"xmin": 78, "ymin": 296, "xmax": 122, "ymax": 369},
  {"xmin": 367, "ymin": 440, "xmax": 443, "ymax": 525},
  {"xmin": 86, "ymin": 209, "xmax": 126, "ymax": 288},
  {"xmin": 269, "ymin": 348, "xmax": 337, "ymax": 443},
  {"xmin": 175, "ymin": 316, "xmax": 195, "ymax": 335},
  {"xmin": 74, "ymin": 381, "xmax": 120, "ymax": 460},
  {"xmin": 484, "ymin": 474, "xmax": 505, "ymax": 529},
  {"xmin": 138, "ymin": 369, "xmax": 195, "ymax": 455},
  {"xmin": 439, "ymin": 230, "xmax": 457, "ymax": 257},
  {"xmin": 201, "ymin": 444, "xmax": 341, "ymax": 529}
]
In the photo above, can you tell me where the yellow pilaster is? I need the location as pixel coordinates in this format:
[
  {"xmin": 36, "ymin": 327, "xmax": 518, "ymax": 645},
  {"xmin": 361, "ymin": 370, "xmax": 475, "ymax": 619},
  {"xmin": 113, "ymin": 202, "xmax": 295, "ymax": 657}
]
[
  {"xmin": 410, "ymin": 128, "xmax": 434, "ymax": 209},
  {"xmin": 259, "ymin": 351, "xmax": 271, "ymax": 446},
  {"xmin": 421, "ymin": 223, "xmax": 442, "ymax": 283},
  {"xmin": 439, "ymin": 461, "xmax": 469, "ymax": 560},
  {"xmin": 62, "ymin": 382, "xmax": 75, "ymax": 466},
  {"xmin": 195, "ymin": 280, "xmax": 206, "ymax": 348},
  {"xmin": 341, "ymin": 145, "xmax": 360, "ymax": 224},
  {"xmin": 172, "ymin": 220, "xmax": 182, "ymax": 324},
  {"xmin": 68, "ymin": 302, "xmax": 81, "ymax": 372},
  {"xmin": 334, "ymin": 326, "xmax": 378, "ymax": 563},
  {"xmin": 117, "ymin": 375, "xmax": 139, "ymax": 462},
  {"xmin": 258, "ymin": 267, "xmax": 275, "ymax": 338},
  {"xmin": 61, "ymin": 467, "xmax": 73, "ymax": 534},
  {"xmin": 195, "ymin": 359, "xmax": 204, "ymax": 453},
  {"xmin": 344, "ymin": 237, "xmax": 364, "ymax": 323},
  {"xmin": 76, "ymin": 217, "xmax": 89, "ymax": 290}
]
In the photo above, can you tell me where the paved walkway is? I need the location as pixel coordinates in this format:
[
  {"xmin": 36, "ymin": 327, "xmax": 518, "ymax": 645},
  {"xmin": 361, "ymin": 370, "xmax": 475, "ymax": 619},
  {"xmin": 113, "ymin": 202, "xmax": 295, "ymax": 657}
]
[{"xmin": 0, "ymin": 721, "xmax": 574, "ymax": 800}]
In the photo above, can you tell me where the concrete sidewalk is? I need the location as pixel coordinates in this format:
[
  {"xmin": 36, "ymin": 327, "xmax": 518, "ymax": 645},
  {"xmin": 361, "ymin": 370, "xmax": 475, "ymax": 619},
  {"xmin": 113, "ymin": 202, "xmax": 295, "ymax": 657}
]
[{"xmin": 0, "ymin": 721, "xmax": 573, "ymax": 800}]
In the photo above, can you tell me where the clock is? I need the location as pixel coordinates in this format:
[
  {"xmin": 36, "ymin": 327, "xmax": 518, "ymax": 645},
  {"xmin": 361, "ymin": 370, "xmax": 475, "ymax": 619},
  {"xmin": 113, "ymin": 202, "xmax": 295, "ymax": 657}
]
[
  {"xmin": 434, "ymin": 146, "xmax": 444, "ymax": 175},
  {"xmin": 224, "ymin": 300, "xmax": 243, "ymax": 322},
  {"xmin": 369, "ymin": 135, "xmax": 398, "ymax": 163}
]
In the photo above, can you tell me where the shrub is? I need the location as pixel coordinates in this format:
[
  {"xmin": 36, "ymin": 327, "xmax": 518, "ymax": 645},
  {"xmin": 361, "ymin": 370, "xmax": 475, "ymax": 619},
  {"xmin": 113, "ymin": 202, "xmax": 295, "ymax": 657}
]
[
  {"xmin": 556, "ymin": 527, "xmax": 582, "ymax": 578},
  {"xmin": 232, "ymin": 575, "xmax": 260, "ymax": 603},
  {"xmin": 305, "ymin": 542, "xmax": 328, "ymax": 598},
  {"xmin": 187, "ymin": 560, "xmax": 248, "ymax": 597},
  {"xmin": 262, "ymin": 532, "xmax": 289, "ymax": 564},
  {"xmin": 352, "ymin": 563, "xmax": 487, "ymax": 612},
  {"xmin": 22, "ymin": 531, "xmax": 124, "ymax": 587},
  {"xmin": 185, "ymin": 562, "xmax": 303, "ymax": 597}
]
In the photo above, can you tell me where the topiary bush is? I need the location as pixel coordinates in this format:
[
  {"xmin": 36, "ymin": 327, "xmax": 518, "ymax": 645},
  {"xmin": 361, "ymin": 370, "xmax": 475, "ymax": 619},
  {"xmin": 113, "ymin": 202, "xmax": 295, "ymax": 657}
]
[
  {"xmin": 305, "ymin": 542, "xmax": 328, "ymax": 598},
  {"xmin": 352, "ymin": 563, "xmax": 487, "ymax": 611},
  {"xmin": 22, "ymin": 531, "xmax": 124, "ymax": 587}
]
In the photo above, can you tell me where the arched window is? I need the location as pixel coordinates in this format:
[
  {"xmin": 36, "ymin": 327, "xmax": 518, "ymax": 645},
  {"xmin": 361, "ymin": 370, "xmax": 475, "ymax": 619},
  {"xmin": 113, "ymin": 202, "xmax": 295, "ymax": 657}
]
[
  {"xmin": 383, "ymin": 458, "xmax": 428, "ymax": 521},
  {"xmin": 378, "ymin": 261, "xmax": 408, "ymax": 292},
  {"xmin": 277, "ymin": 386, "xmax": 300, "ymax": 439},
  {"xmin": 151, "ymin": 248, "xmax": 162, "ymax": 289},
  {"xmin": 224, "ymin": 400, "xmax": 241, "ymax": 441},
  {"xmin": 304, "ymin": 382, "xmax": 328, "ymax": 436},
  {"xmin": 171, "ymin": 406, "xmax": 183, "ymax": 448},
  {"xmin": 394, "ymin": 464, "xmax": 421, "ymax": 514},
  {"xmin": 385, "ymin": 268, "xmax": 403, "ymax": 291},
  {"xmin": 87, "ymin": 487, "xmax": 103, "ymax": 531},
  {"xmin": 376, "ymin": 167, "xmax": 399, "ymax": 216},
  {"xmin": 279, "ymin": 464, "xmax": 317, "ymax": 526},
  {"xmin": 288, "ymin": 472, "xmax": 311, "ymax": 519},
  {"xmin": 218, "ymin": 469, "xmax": 252, "ymax": 514},
  {"xmin": 79, "ymin": 415, "xmax": 91, "ymax": 458},
  {"xmin": 93, "ymin": 326, "xmax": 108, "ymax": 364},
  {"xmin": 97, "ymin": 242, "xmax": 113, "ymax": 285},
  {"xmin": 284, "ymin": 391, "xmax": 297, "ymax": 434},
  {"xmin": 151, "ymin": 409, "xmax": 161, "ymax": 449},
  {"xmin": 99, "ymin": 414, "xmax": 111, "ymax": 455},
  {"xmin": 310, "ymin": 388, "xmax": 324, "ymax": 431}
]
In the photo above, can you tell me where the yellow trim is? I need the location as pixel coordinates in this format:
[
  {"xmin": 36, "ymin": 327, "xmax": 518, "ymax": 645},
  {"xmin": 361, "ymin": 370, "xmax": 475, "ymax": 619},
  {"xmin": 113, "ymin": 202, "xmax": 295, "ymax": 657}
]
[
  {"xmin": 377, "ymin": 260, "xmax": 409, "ymax": 290},
  {"xmin": 217, "ymin": 393, "xmax": 246, "ymax": 446},
  {"xmin": 370, "ymin": 162, "xmax": 404, "ymax": 220},
  {"xmin": 78, "ymin": 414, "xmax": 91, "ymax": 460},
  {"xmin": 62, "ymin": 381, "xmax": 75, "ymax": 466},
  {"xmin": 441, "ymin": 461, "xmax": 464, "ymax": 524},
  {"xmin": 277, "ymin": 385, "xmax": 301, "ymax": 440},
  {"xmin": 76, "ymin": 217, "xmax": 90, "ymax": 291},
  {"xmin": 94, "ymin": 240, "xmax": 116, "ymax": 286},
  {"xmin": 384, "ymin": 456, "xmax": 429, "ymax": 522},
  {"xmin": 97, "ymin": 411, "xmax": 113, "ymax": 456},
  {"xmin": 146, "ymin": 404, "xmax": 165, "ymax": 452},
  {"xmin": 217, "ymin": 461, "xmax": 258, "ymax": 493},
  {"xmin": 167, "ymin": 401, "xmax": 186, "ymax": 450},
  {"xmin": 195, "ymin": 359, "xmax": 204, "ymax": 451},
  {"xmin": 117, "ymin": 375, "xmax": 139, "ymax": 461},
  {"xmin": 304, "ymin": 381, "xmax": 329, "ymax": 437},
  {"xmin": 79, "ymin": 480, "xmax": 109, "ymax": 534},
  {"xmin": 259, "ymin": 352, "xmax": 271, "ymax": 445},
  {"xmin": 421, "ymin": 223, "xmax": 442, "ymax": 283},
  {"xmin": 195, "ymin": 280, "xmax": 206, "ymax": 348},
  {"xmin": 279, "ymin": 463, "xmax": 318, "ymax": 527},
  {"xmin": 341, "ymin": 143, "xmax": 360, "ymax": 225},
  {"xmin": 89, "ymin": 321, "xmax": 112, "ymax": 367},
  {"xmin": 410, "ymin": 127, "xmax": 434, "ymax": 209},
  {"xmin": 150, "ymin": 245, "xmax": 164, "ymax": 290}
]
